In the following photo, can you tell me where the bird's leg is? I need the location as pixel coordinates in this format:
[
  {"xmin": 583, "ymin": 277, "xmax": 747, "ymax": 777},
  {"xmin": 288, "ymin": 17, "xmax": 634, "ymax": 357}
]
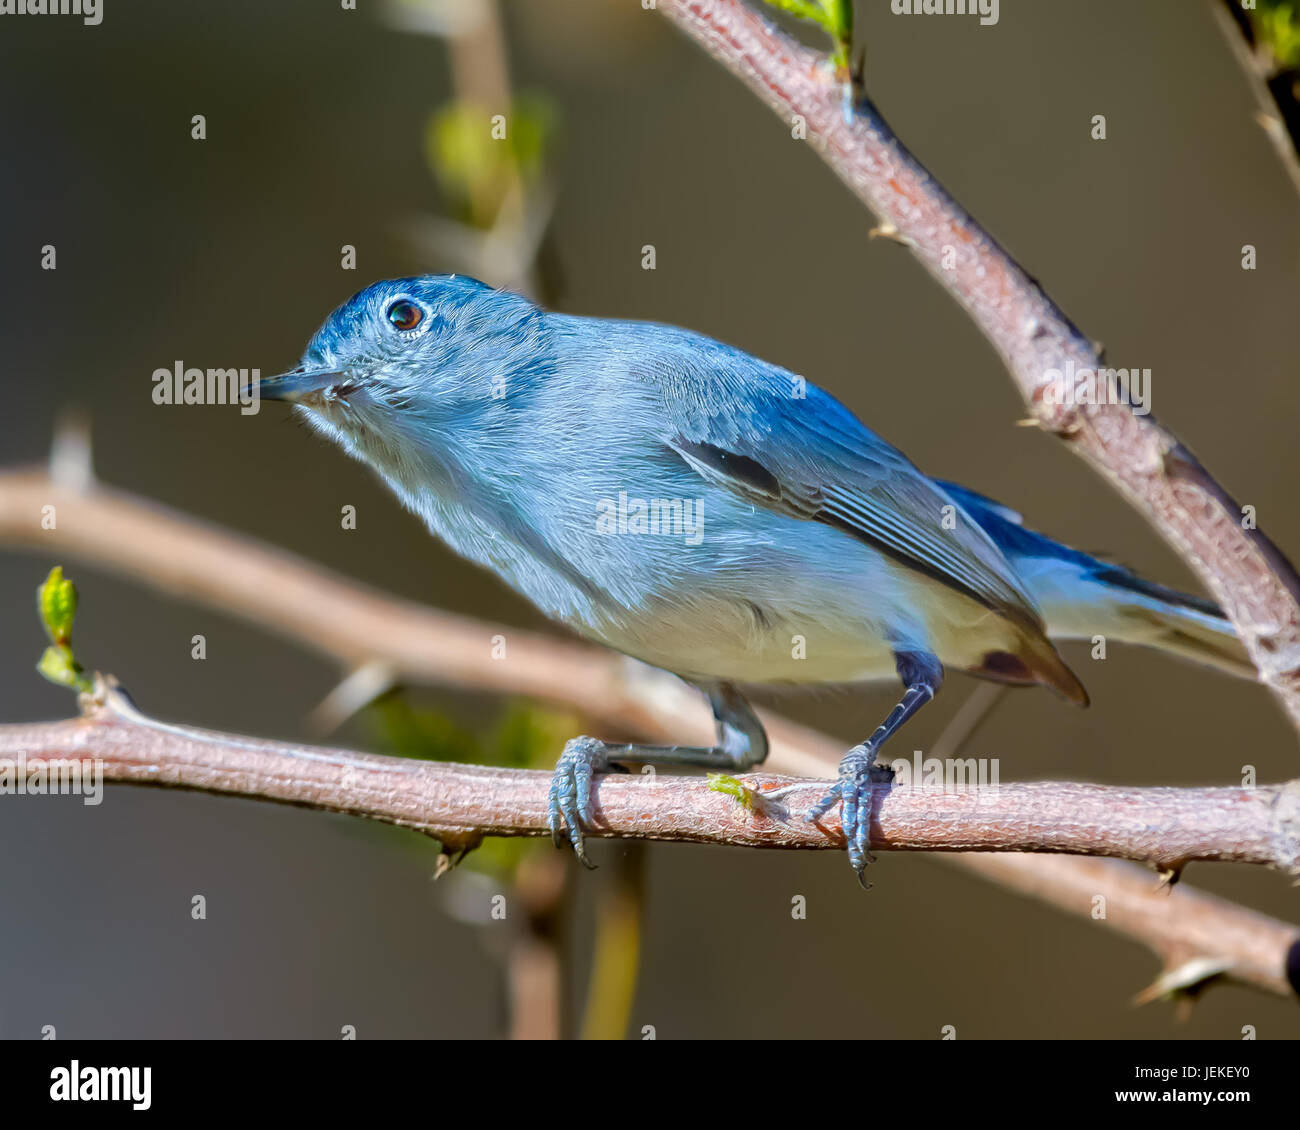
[
  {"xmin": 547, "ymin": 682, "xmax": 768, "ymax": 866},
  {"xmin": 807, "ymin": 649, "xmax": 944, "ymax": 886}
]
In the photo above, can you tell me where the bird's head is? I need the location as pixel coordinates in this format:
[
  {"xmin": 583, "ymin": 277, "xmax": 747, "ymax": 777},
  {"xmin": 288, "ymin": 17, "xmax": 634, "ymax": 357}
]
[{"xmin": 255, "ymin": 275, "xmax": 546, "ymax": 473}]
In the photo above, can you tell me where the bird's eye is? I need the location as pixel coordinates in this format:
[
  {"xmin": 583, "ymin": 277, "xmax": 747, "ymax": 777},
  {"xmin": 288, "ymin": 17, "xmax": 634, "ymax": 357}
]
[{"xmin": 386, "ymin": 300, "xmax": 424, "ymax": 332}]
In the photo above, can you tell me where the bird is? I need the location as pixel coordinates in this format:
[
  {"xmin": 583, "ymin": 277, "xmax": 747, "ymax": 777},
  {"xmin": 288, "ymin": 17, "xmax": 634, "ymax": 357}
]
[{"xmin": 253, "ymin": 274, "xmax": 1252, "ymax": 883}]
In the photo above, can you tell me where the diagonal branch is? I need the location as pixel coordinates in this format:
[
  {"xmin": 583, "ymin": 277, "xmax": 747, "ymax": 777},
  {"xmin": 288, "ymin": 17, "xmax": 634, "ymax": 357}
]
[
  {"xmin": 964, "ymin": 854, "xmax": 1300, "ymax": 1002},
  {"xmin": 656, "ymin": 0, "xmax": 1300, "ymax": 730}
]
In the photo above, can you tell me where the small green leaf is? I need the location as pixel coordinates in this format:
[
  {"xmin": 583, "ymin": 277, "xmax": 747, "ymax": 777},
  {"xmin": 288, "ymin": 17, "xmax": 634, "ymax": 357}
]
[
  {"xmin": 764, "ymin": 0, "xmax": 853, "ymax": 69},
  {"xmin": 707, "ymin": 772, "xmax": 757, "ymax": 810},
  {"xmin": 35, "ymin": 567, "xmax": 93, "ymax": 693},
  {"xmin": 37, "ymin": 644, "xmax": 91, "ymax": 693},
  {"xmin": 38, "ymin": 565, "xmax": 78, "ymax": 646},
  {"xmin": 765, "ymin": 0, "xmax": 828, "ymax": 24}
]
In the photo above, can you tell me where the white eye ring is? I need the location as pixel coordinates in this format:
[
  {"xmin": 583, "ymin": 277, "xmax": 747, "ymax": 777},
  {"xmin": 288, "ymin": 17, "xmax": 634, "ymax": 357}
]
[{"xmin": 385, "ymin": 299, "xmax": 426, "ymax": 333}]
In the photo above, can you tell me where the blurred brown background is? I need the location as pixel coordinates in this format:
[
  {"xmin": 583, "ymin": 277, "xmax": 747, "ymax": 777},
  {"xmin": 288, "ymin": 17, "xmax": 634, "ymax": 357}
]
[{"xmin": 0, "ymin": 0, "xmax": 1296, "ymax": 1038}]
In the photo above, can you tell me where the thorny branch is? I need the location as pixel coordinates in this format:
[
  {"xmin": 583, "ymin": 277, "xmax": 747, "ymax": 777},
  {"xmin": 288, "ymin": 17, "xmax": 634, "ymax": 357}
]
[
  {"xmin": 657, "ymin": 0, "xmax": 1300, "ymax": 730},
  {"xmin": 3, "ymin": 677, "xmax": 1297, "ymax": 871}
]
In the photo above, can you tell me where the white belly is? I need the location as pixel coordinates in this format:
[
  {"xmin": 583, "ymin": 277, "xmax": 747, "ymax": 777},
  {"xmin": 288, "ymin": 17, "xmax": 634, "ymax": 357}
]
[{"xmin": 577, "ymin": 564, "xmax": 1021, "ymax": 687}]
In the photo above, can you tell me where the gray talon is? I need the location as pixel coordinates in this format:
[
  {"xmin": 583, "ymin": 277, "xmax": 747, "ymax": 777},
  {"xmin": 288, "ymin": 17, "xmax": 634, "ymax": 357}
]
[
  {"xmin": 807, "ymin": 742, "xmax": 885, "ymax": 883},
  {"xmin": 547, "ymin": 736, "xmax": 608, "ymax": 867}
]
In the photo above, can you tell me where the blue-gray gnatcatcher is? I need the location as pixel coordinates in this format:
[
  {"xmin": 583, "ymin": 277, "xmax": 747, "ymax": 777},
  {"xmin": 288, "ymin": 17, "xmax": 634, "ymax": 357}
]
[{"xmin": 254, "ymin": 275, "xmax": 1250, "ymax": 882}]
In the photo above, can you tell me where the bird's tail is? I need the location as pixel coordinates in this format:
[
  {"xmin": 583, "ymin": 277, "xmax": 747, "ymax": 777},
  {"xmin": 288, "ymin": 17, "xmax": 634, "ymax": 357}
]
[
  {"xmin": 942, "ymin": 482, "xmax": 1256, "ymax": 681},
  {"xmin": 1031, "ymin": 560, "xmax": 1254, "ymax": 680}
]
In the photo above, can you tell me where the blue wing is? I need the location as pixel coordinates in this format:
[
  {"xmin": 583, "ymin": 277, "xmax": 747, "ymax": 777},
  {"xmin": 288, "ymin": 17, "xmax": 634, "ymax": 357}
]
[{"xmin": 640, "ymin": 329, "xmax": 1048, "ymax": 638}]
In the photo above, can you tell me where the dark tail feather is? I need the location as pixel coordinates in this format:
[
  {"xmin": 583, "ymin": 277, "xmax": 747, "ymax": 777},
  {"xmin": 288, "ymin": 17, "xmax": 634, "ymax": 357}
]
[
  {"xmin": 1082, "ymin": 563, "xmax": 1255, "ymax": 680},
  {"xmin": 940, "ymin": 481, "xmax": 1256, "ymax": 682}
]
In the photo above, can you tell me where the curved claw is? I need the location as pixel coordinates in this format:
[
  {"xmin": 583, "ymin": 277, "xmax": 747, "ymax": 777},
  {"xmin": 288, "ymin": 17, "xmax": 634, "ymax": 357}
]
[
  {"xmin": 547, "ymin": 736, "xmax": 608, "ymax": 867},
  {"xmin": 805, "ymin": 743, "xmax": 883, "ymax": 886}
]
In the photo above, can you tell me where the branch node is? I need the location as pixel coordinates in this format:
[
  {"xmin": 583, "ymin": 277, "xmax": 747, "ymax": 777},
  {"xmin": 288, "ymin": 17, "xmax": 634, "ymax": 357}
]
[
  {"xmin": 1155, "ymin": 863, "xmax": 1185, "ymax": 891},
  {"xmin": 868, "ymin": 221, "xmax": 913, "ymax": 247},
  {"xmin": 1133, "ymin": 956, "xmax": 1233, "ymax": 1008},
  {"xmin": 1270, "ymin": 778, "xmax": 1300, "ymax": 874}
]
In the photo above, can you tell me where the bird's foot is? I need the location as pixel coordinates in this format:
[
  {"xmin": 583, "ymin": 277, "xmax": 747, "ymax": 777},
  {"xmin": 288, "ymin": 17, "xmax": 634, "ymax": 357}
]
[
  {"xmin": 806, "ymin": 743, "xmax": 894, "ymax": 887},
  {"xmin": 547, "ymin": 735, "xmax": 610, "ymax": 867}
]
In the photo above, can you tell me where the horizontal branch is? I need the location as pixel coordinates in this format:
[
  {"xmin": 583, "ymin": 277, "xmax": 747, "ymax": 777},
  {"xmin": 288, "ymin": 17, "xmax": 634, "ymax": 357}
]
[
  {"xmin": 658, "ymin": 0, "xmax": 1300, "ymax": 728},
  {"xmin": 3, "ymin": 680, "xmax": 1298, "ymax": 998},
  {"xmin": 1, "ymin": 681, "xmax": 1294, "ymax": 872}
]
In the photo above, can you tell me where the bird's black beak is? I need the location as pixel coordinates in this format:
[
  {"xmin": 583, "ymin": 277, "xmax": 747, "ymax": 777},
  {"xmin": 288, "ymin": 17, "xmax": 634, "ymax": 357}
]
[{"xmin": 249, "ymin": 367, "xmax": 345, "ymax": 403}]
